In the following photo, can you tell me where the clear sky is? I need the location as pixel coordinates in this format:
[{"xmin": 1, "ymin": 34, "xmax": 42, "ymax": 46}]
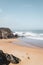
[{"xmin": 0, "ymin": 0, "xmax": 43, "ymax": 30}]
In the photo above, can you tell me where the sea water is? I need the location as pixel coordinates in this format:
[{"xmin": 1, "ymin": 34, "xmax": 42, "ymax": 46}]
[{"xmin": 13, "ymin": 30, "xmax": 43, "ymax": 48}]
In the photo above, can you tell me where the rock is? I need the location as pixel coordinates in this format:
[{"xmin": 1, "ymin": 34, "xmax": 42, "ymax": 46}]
[
  {"xmin": 0, "ymin": 28, "xmax": 15, "ymax": 39},
  {"xmin": 0, "ymin": 50, "xmax": 21, "ymax": 65},
  {"xmin": 14, "ymin": 34, "xmax": 19, "ymax": 38},
  {"xmin": 5, "ymin": 54, "xmax": 21, "ymax": 64},
  {"xmin": 0, "ymin": 50, "xmax": 10, "ymax": 65}
]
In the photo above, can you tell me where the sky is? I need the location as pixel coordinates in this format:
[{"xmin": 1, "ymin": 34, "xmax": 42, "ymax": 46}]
[{"xmin": 0, "ymin": 0, "xmax": 43, "ymax": 30}]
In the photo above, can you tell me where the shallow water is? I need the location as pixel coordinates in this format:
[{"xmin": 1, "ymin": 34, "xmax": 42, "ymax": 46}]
[
  {"xmin": 21, "ymin": 38, "xmax": 43, "ymax": 48},
  {"xmin": 13, "ymin": 37, "xmax": 43, "ymax": 48}
]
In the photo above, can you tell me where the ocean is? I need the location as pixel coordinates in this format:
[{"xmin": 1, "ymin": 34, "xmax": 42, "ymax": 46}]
[{"xmin": 13, "ymin": 30, "xmax": 43, "ymax": 48}]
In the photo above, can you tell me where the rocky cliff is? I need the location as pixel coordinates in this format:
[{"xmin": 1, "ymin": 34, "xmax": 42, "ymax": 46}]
[{"xmin": 0, "ymin": 28, "xmax": 15, "ymax": 39}]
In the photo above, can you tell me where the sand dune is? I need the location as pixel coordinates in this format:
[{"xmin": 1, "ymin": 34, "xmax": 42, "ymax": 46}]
[{"xmin": 0, "ymin": 39, "xmax": 43, "ymax": 65}]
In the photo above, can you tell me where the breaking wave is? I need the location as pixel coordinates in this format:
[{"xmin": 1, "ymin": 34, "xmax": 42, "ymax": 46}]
[{"xmin": 13, "ymin": 32, "xmax": 43, "ymax": 40}]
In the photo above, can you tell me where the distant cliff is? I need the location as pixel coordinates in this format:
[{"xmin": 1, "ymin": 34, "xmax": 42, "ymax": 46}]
[{"xmin": 0, "ymin": 28, "xmax": 15, "ymax": 39}]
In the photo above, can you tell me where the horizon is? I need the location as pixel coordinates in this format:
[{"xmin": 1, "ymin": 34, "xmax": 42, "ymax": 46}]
[{"xmin": 0, "ymin": 0, "xmax": 43, "ymax": 30}]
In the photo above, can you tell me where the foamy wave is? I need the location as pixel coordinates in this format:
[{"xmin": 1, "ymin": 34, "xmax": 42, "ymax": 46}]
[
  {"xmin": 13, "ymin": 32, "xmax": 43, "ymax": 40},
  {"xmin": 26, "ymin": 37, "xmax": 43, "ymax": 40},
  {"xmin": 13, "ymin": 32, "xmax": 24, "ymax": 36}
]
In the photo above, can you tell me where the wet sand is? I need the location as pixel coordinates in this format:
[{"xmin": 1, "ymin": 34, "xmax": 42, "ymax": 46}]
[{"xmin": 0, "ymin": 39, "xmax": 43, "ymax": 65}]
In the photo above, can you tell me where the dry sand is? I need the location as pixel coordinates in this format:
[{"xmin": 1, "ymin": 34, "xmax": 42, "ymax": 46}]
[{"xmin": 0, "ymin": 39, "xmax": 43, "ymax": 65}]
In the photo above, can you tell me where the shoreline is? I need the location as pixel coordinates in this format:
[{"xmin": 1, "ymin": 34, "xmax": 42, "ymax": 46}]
[
  {"xmin": 0, "ymin": 39, "xmax": 43, "ymax": 65},
  {"xmin": 13, "ymin": 38, "xmax": 43, "ymax": 48}
]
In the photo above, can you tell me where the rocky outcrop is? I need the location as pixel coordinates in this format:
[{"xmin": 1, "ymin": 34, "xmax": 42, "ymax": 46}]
[
  {"xmin": 0, "ymin": 28, "xmax": 15, "ymax": 39},
  {"xmin": 0, "ymin": 50, "xmax": 21, "ymax": 65}
]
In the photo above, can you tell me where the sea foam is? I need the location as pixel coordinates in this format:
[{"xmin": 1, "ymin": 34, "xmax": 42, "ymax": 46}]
[{"xmin": 13, "ymin": 32, "xmax": 43, "ymax": 40}]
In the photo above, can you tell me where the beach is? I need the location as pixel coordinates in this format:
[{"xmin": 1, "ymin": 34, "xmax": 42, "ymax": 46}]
[{"xmin": 0, "ymin": 39, "xmax": 43, "ymax": 65}]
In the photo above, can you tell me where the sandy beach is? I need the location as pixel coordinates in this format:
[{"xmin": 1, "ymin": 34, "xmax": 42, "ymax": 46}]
[{"xmin": 0, "ymin": 39, "xmax": 43, "ymax": 65}]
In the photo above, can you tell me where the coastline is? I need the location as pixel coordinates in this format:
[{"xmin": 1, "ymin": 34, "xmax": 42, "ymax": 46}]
[
  {"xmin": 0, "ymin": 39, "xmax": 43, "ymax": 65},
  {"xmin": 13, "ymin": 38, "xmax": 43, "ymax": 48}
]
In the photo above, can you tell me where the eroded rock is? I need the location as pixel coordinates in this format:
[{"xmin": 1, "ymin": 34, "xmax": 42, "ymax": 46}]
[
  {"xmin": 0, "ymin": 28, "xmax": 15, "ymax": 39},
  {"xmin": 0, "ymin": 50, "xmax": 21, "ymax": 65}
]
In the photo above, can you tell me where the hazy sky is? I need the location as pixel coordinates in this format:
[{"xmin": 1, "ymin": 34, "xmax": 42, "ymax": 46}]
[{"xmin": 0, "ymin": 0, "xmax": 43, "ymax": 30}]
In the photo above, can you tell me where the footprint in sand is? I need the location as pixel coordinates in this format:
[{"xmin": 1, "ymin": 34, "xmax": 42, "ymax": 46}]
[
  {"xmin": 21, "ymin": 53, "xmax": 30, "ymax": 60},
  {"xmin": 26, "ymin": 53, "xmax": 30, "ymax": 59},
  {"xmin": 27, "ymin": 57, "xmax": 30, "ymax": 59}
]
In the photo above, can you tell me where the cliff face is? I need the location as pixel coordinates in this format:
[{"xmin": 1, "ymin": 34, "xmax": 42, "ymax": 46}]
[{"xmin": 0, "ymin": 28, "xmax": 15, "ymax": 39}]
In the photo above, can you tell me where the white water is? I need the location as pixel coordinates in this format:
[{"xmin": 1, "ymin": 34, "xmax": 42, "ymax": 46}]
[{"xmin": 13, "ymin": 32, "xmax": 43, "ymax": 40}]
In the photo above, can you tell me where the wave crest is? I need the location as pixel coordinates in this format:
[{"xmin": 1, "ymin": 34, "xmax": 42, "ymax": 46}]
[{"xmin": 13, "ymin": 32, "xmax": 43, "ymax": 40}]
